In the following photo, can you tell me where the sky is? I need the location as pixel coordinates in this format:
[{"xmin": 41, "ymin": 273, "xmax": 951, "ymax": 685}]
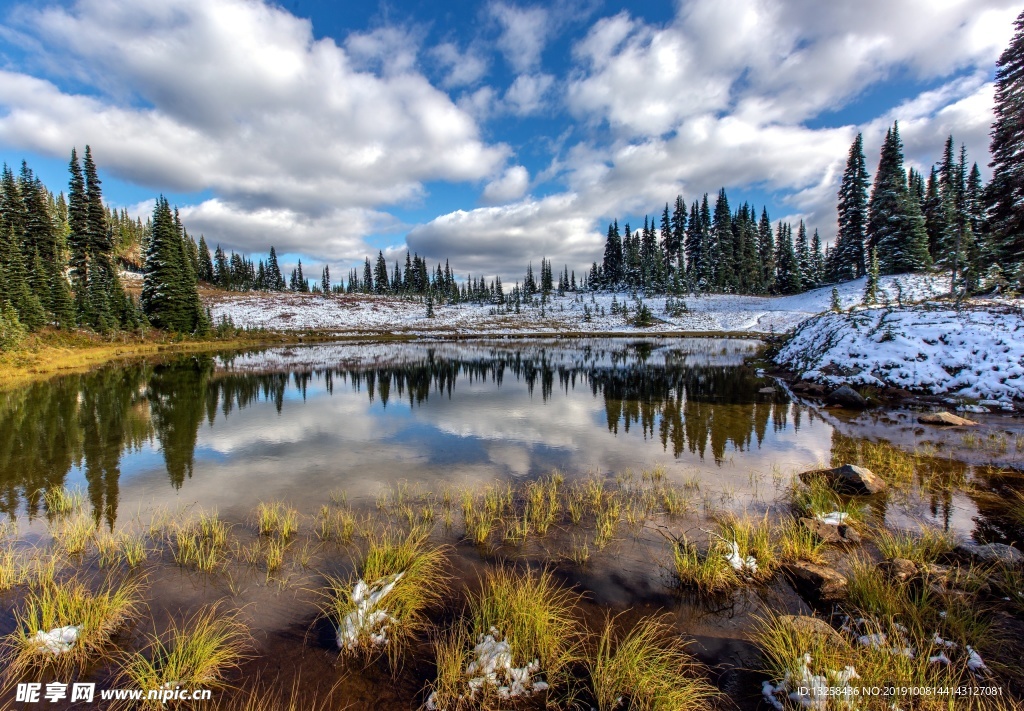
[{"xmin": 0, "ymin": 0, "xmax": 1017, "ymax": 282}]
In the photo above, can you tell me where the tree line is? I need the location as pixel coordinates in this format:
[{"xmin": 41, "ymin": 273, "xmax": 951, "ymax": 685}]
[{"xmin": 0, "ymin": 147, "xmax": 207, "ymax": 346}]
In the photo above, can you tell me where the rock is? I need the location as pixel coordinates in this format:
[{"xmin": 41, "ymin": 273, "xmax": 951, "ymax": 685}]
[
  {"xmin": 799, "ymin": 517, "xmax": 861, "ymax": 545},
  {"xmin": 791, "ymin": 381, "xmax": 826, "ymax": 396},
  {"xmin": 918, "ymin": 411, "xmax": 978, "ymax": 426},
  {"xmin": 778, "ymin": 615, "xmax": 850, "ymax": 648},
  {"xmin": 784, "ymin": 562, "xmax": 848, "ymax": 605},
  {"xmin": 955, "ymin": 542, "xmax": 1024, "ymax": 567},
  {"xmin": 759, "ymin": 387, "xmax": 776, "ymax": 394},
  {"xmin": 879, "ymin": 558, "xmax": 918, "ymax": 583},
  {"xmin": 826, "ymin": 385, "xmax": 868, "ymax": 409},
  {"xmin": 800, "ymin": 464, "xmax": 887, "ymax": 496}
]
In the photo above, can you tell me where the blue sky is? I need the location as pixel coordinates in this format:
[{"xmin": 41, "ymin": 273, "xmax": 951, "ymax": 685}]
[{"xmin": 0, "ymin": 0, "xmax": 1016, "ymax": 280}]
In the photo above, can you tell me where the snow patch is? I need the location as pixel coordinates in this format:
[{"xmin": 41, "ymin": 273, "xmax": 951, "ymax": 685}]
[
  {"xmin": 30, "ymin": 625, "xmax": 81, "ymax": 655},
  {"xmin": 336, "ymin": 572, "xmax": 404, "ymax": 651}
]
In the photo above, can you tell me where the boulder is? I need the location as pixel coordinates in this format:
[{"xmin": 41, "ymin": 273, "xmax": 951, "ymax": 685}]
[
  {"xmin": 955, "ymin": 542, "xmax": 1024, "ymax": 567},
  {"xmin": 826, "ymin": 385, "xmax": 868, "ymax": 409},
  {"xmin": 878, "ymin": 558, "xmax": 918, "ymax": 583},
  {"xmin": 778, "ymin": 615, "xmax": 850, "ymax": 648},
  {"xmin": 784, "ymin": 562, "xmax": 848, "ymax": 605},
  {"xmin": 918, "ymin": 411, "xmax": 978, "ymax": 426},
  {"xmin": 799, "ymin": 517, "xmax": 861, "ymax": 545},
  {"xmin": 800, "ymin": 464, "xmax": 887, "ymax": 496}
]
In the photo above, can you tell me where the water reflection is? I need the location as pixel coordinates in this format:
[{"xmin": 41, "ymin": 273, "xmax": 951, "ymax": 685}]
[{"xmin": 0, "ymin": 338, "xmax": 1000, "ymax": 536}]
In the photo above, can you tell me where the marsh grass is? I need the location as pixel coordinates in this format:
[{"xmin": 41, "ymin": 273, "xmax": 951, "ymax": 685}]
[
  {"xmin": 264, "ymin": 536, "xmax": 289, "ymax": 574},
  {"xmin": 50, "ymin": 511, "xmax": 95, "ymax": 557},
  {"xmin": 468, "ymin": 566, "xmax": 583, "ymax": 696},
  {"xmin": 255, "ymin": 502, "xmax": 299, "ymax": 540},
  {"xmin": 319, "ymin": 528, "xmax": 448, "ymax": 664},
  {"xmin": 6, "ymin": 575, "xmax": 144, "ymax": 676},
  {"xmin": 172, "ymin": 511, "xmax": 231, "ymax": 572},
  {"xmin": 671, "ymin": 536, "xmax": 737, "ymax": 594},
  {"xmin": 316, "ymin": 505, "xmax": 356, "ymax": 543},
  {"xmin": 776, "ymin": 517, "xmax": 827, "ymax": 564},
  {"xmin": 0, "ymin": 546, "xmax": 22, "ymax": 590},
  {"xmin": 589, "ymin": 615, "xmax": 718, "ymax": 711},
  {"xmin": 715, "ymin": 514, "xmax": 778, "ymax": 582},
  {"xmin": 875, "ymin": 526, "xmax": 959, "ymax": 564},
  {"xmin": 788, "ymin": 477, "xmax": 865, "ymax": 522},
  {"xmin": 42, "ymin": 485, "xmax": 84, "ymax": 518},
  {"xmin": 119, "ymin": 606, "xmax": 249, "ymax": 707},
  {"xmin": 425, "ymin": 624, "xmax": 474, "ymax": 711}
]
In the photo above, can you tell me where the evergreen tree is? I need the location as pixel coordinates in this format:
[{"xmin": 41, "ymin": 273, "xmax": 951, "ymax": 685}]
[
  {"xmin": 810, "ymin": 229, "xmax": 824, "ymax": 287},
  {"xmin": 758, "ymin": 207, "xmax": 775, "ymax": 293},
  {"xmin": 321, "ymin": 265, "xmax": 331, "ymax": 296},
  {"xmin": 0, "ymin": 226, "xmax": 45, "ymax": 329},
  {"xmin": 794, "ymin": 220, "xmax": 811, "ymax": 287},
  {"xmin": 866, "ymin": 123, "xmax": 931, "ymax": 274},
  {"xmin": 986, "ymin": 8, "xmax": 1024, "ymax": 272},
  {"xmin": 602, "ymin": 221, "xmax": 622, "ymax": 287},
  {"xmin": 374, "ymin": 251, "xmax": 388, "ymax": 294},
  {"xmin": 197, "ymin": 235, "xmax": 214, "ymax": 282},
  {"xmin": 712, "ymin": 189, "xmax": 733, "ymax": 291},
  {"xmin": 142, "ymin": 197, "xmax": 206, "ymax": 333},
  {"xmin": 833, "ymin": 133, "xmax": 868, "ymax": 281},
  {"xmin": 863, "ymin": 248, "xmax": 880, "ymax": 304},
  {"xmin": 267, "ymin": 247, "xmax": 284, "ymax": 291},
  {"xmin": 775, "ymin": 222, "xmax": 801, "ymax": 294}
]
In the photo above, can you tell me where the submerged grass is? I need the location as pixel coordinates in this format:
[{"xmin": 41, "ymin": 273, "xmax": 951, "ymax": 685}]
[
  {"xmin": 119, "ymin": 606, "xmax": 249, "ymax": 707},
  {"xmin": 255, "ymin": 502, "xmax": 299, "ymax": 540},
  {"xmin": 172, "ymin": 511, "xmax": 231, "ymax": 572},
  {"xmin": 589, "ymin": 615, "xmax": 718, "ymax": 711},
  {"xmin": 672, "ymin": 536, "xmax": 737, "ymax": 594}
]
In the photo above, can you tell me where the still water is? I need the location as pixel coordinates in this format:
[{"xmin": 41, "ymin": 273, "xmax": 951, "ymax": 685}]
[
  {"xmin": 0, "ymin": 339, "xmax": 803, "ymax": 522},
  {"xmin": 0, "ymin": 338, "xmax": 1000, "ymax": 534}
]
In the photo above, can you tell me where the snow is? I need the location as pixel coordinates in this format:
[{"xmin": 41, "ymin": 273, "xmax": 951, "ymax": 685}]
[
  {"xmin": 815, "ymin": 512, "xmax": 849, "ymax": 525},
  {"xmin": 724, "ymin": 540, "xmax": 758, "ymax": 573},
  {"xmin": 762, "ymin": 654, "xmax": 859, "ymax": 711},
  {"xmin": 335, "ymin": 572, "xmax": 404, "ymax": 651},
  {"xmin": 207, "ymin": 273, "xmax": 948, "ymax": 336},
  {"xmin": 30, "ymin": 625, "xmax": 81, "ymax": 655},
  {"xmin": 425, "ymin": 627, "xmax": 547, "ymax": 710},
  {"xmin": 776, "ymin": 301, "xmax": 1024, "ymax": 401}
]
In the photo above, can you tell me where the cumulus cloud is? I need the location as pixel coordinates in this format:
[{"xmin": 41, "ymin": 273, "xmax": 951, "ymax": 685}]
[
  {"xmin": 430, "ymin": 41, "xmax": 489, "ymax": 88},
  {"xmin": 503, "ymin": 73, "xmax": 555, "ymax": 116},
  {"xmin": 489, "ymin": 2, "xmax": 551, "ymax": 73},
  {"xmin": 0, "ymin": 0, "xmax": 507, "ymax": 258},
  {"xmin": 481, "ymin": 165, "xmax": 530, "ymax": 204},
  {"xmin": 409, "ymin": 0, "xmax": 1012, "ymax": 280}
]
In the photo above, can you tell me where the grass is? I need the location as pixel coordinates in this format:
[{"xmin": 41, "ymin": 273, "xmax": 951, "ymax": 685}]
[
  {"xmin": 264, "ymin": 536, "xmax": 288, "ymax": 574},
  {"xmin": 874, "ymin": 525, "xmax": 959, "ymax": 564},
  {"xmin": 716, "ymin": 514, "xmax": 779, "ymax": 582},
  {"xmin": 788, "ymin": 477, "xmax": 865, "ymax": 522},
  {"xmin": 0, "ymin": 546, "xmax": 21, "ymax": 590},
  {"xmin": 42, "ymin": 485, "xmax": 83, "ymax": 518},
  {"xmin": 446, "ymin": 566, "xmax": 583, "ymax": 703},
  {"xmin": 49, "ymin": 510, "xmax": 95, "ymax": 557},
  {"xmin": 255, "ymin": 502, "xmax": 299, "ymax": 540},
  {"xmin": 776, "ymin": 517, "xmax": 827, "ymax": 564},
  {"xmin": 671, "ymin": 536, "xmax": 737, "ymax": 594},
  {"xmin": 172, "ymin": 511, "xmax": 231, "ymax": 572},
  {"xmin": 5, "ymin": 575, "xmax": 144, "ymax": 676},
  {"xmin": 119, "ymin": 606, "xmax": 249, "ymax": 707},
  {"xmin": 588, "ymin": 615, "xmax": 718, "ymax": 711},
  {"xmin": 318, "ymin": 527, "xmax": 448, "ymax": 664}
]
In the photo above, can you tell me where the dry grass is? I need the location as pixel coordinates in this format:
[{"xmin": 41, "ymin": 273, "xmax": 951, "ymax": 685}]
[
  {"xmin": 874, "ymin": 525, "xmax": 959, "ymax": 564},
  {"xmin": 5, "ymin": 575, "xmax": 145, "ymax": 676},
  {"xmin": 318, "ymin": 527, "xmax": 448, "ymax": 664},
  {"xmin": 118, "ymin": 606, "xmax": 250, "ymax": 708},
  {"xmin": 588, "ymin": 615, "xmax": 718, "ymax": 711}
]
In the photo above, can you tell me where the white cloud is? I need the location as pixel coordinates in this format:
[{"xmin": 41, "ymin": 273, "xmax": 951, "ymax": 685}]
[
  {"xmin": 430, "ymin": 41, "xmax": 489, "ymax": 88},
  {"xmin": 0, "ymin": 0, "xmax": 507, "ymax": 258},
  {"xmin": 489, "ymin": 2, "xmax": 551, "ymax": 73},
  {"xmin": 481, "ymin": 165, "xmax": 530, "ymax": 204},
  {"xmin": 503, "ymin": 73, "xmax": 555, "ymax": 116}
]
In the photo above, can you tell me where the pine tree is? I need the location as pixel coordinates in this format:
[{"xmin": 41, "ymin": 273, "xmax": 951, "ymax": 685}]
[
  {"xmin": 601, "ymin": 221, "xmax": 622, "ymax": 287},
  {"xmin": 267, "ymin": 247, "xmax": 284, "ymax": 291},
  {"xmin": 321, "ymin": 265, "xmax": 331, "ymax": 296},
  {"xmin": 834, "ymin": 133, "xmax": 869, "ymax": 281},
  {"xmin": 758, "ymin": 207, "xmax": 775, "ymax": 293},
  {"xmin": 863, "ymin": 248, "xmax": 880, "ymax": 304},
  {"xmin": 197, "ymin": 235, "xmax": 214, "ymax": 282},
  {"xmin": 0, "ymin": 226, "xmax": 45, "ymax": 329},
  {"xmin": 775, "ymin": 222, "xmax": 801, "ymax": 294},
  {"xmin": 374, "ymin": 251, "xmax": 388, "ymax": 293},
  {"xmin": 794, "ymin": 220, "xmax": 811, "ymax": 287},
  {"xmin": 866, "ymin": 123, "xmax": 931, "ymax": 274},
  {"xmin": 987, "ymin": 9, "xmax": 1024, "ymax": 273},
  {"xmin": 830, "ymin": 287, "xmax": 842, "ymax": 313},
  {"xmin": 66, "ymin": 149, "xmax": 89, "ymax": 317},
  {"xmin": 712, "ymin": 189, "xmax": 733, "ymax": 291},
  {"xmin": 142, "ymin": 197, "xmax": 206, "ymax": 333}
]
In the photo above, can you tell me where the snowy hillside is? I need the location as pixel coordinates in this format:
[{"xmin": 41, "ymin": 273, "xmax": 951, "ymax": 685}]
[
  {"xmin": 776, "ymin": 302, "xmax": 1024, "ymax": 402},
  {"xmin": 208, "ymin": 273, "xmax": 949, "ymax": 336}
]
